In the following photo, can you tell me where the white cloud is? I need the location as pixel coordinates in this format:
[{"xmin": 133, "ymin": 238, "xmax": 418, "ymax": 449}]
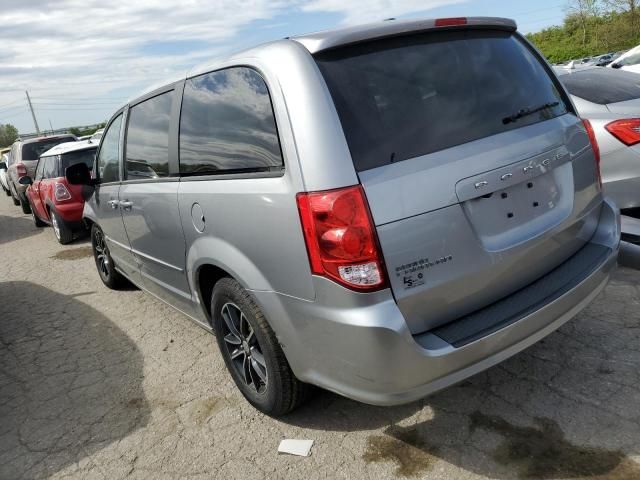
[
  {"xmin": 0, "ymin": 0, "xmax": 466, "ymax": 132},
  {"xmin": 302, "ymin": 0, "xmax": 467, "ymax": 25}
]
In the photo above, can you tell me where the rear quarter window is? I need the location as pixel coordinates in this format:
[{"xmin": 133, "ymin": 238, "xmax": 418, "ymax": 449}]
[
  {"xmin": 315, "ymin": 30, "xmax": 570, "ymax": 171},
  {"xmin": 559, "ymin": 68, "xmax": 640, "ymax": 104},
  {"xmin": 179, "ymin": 67, "xmax": 283, "ymax": 175}
]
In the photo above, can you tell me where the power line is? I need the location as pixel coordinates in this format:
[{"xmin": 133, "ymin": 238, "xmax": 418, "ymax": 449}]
[
  {"xmin": 33, "ymin": 101, "xmax": 124, "ymax": 106},
  {"xmin": 0, "ymin": 98, "xmax": 24, "ymax": 110},
  {"xmin": 0, "ymin": 108, "xmax": 29, "ymax": 120}
]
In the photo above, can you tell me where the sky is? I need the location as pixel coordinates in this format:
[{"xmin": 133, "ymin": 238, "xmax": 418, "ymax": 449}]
[{"xmin": 0, "ymin": 0, "xmax": 566, "ymax": 134}]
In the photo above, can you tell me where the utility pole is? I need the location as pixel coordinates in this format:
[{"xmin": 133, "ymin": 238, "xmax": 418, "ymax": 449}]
[{"xmin": 25, "ymin": 90, "xmax": 40, "ymax": 135}]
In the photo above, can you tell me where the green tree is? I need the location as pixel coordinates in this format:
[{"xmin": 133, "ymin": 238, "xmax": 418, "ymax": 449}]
[
  {"xmin": 0, "ymin": 124, "xmax": 19, "ymax": 149},
  {"xmin": 527, "ymin": 1, "xmax": 640, "ymax": 63}
]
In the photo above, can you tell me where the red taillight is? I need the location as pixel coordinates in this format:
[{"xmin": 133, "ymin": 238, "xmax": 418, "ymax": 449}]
[
  {"xmin": 296, "ymin": 185, "xmax": 387, "ymax": 291},
  {"xmin": 582, "ymin": 119, "xmax": 602, "ymax": 189},
  {"xmin": 16, "ymin": 164, "xmax": 27, "ymax": 178},
  {"xmin": 605, "ymin": 118, "xmax": 640, "ymax": 146},
  {"xmin": 54, "ymin": 182, "xmax": 71, "ymax": 202},
  {"xmin": 434, "ymin": 17, "xmax": 467, "ymax": 27}
]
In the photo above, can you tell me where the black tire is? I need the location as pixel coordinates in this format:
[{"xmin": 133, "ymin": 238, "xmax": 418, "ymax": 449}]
[
  {"xmin": 51, "ymin": 209, "xmax": 73, "ymax": 244},
  {"xmin": 10, "ymin": 187, "xmax": 19, "ymax": 206},
  {"xmin": 211, "ymin": 277, "xmax": 310, "ymax": 416},
  {"xmin": 31, "ymin": 204, "xmax": 46, "ymax": 227},
  {"xmin": 19, "ymin": 194, "xmax": 31, "ymax": 214},
  {"xmin": 3, "ymin": 185, "xmax": 10, "ymax": 197},
  {"xmin": 91, "ymin": 224, "xmax": 126, "ymax": 289}
]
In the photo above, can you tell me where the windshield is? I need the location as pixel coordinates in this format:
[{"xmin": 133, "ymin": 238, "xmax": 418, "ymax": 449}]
[
  {"xmin": 22, "ymin": 137, "xmax": 75, "ymax": 161},
  {"xmin": 61, "ymin": 148, "xmax": 96, "ymax": 172},
  {"xmin": 560, "ymin": 68, "xmax": 640, "ymax": 104},
  {"xmin": 315, "ymin": 30, "xmax": 569, "ymax": 171}
]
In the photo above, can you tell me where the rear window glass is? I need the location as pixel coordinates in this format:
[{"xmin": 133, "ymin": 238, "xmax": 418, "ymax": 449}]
[
  {"xmin": 125, "ymin": 91, "xmax": 172, "ymax": 179},
  {"xmin": 316, "ymin": 30, "xmax": 569, "ymax": 171},
  {"xmin": 61, "ymin": 148, "xmax": 96, "ymax": 173},
  {"xmin": 559, "ymin": 68, "xmax": 640, "ymax": 104},
  {"xmin": 22, "ymin": 137, "xmax": 75, "ymax": 161}
]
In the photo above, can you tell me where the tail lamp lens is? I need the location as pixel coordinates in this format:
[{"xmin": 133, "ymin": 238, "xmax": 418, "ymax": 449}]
[
  {"xmin": 582, "ymin": 119, "xmax": 602, "ymax": 189},
  {"xmin": 434, "ymin": 17, "xmax": 467, "ymax": 27},
  {"xmin": 296, "ymin": 185, "xmax": 387, "ymax": 291},
  {"xmin": 16, "ymin": 164, "xmax": 27, "ymax": 178},
  {"xmin": 54, "ymin": 182, "xmax": 71, "ymax": 201},
  {"xmin": 605, "ymin": 118, "xmax": 640, "ymax": 146}
]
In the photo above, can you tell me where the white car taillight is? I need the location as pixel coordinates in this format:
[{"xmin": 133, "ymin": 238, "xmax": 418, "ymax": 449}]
[{"xmin": 54, "ymin": 182, "xmax": 72, "ymax": 202}]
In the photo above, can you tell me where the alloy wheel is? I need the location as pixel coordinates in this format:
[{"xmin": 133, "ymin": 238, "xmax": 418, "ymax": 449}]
[
  {"xmin": 220, "ymin": 302, "xmax": 268, "ymax": 394},
  {"xmin": 94, "ymin": 229, "xmax": 110, "ymax": 279},
  {"xmin": 51, "ymin": 213, "xmax": 61, "ymax": 240}
]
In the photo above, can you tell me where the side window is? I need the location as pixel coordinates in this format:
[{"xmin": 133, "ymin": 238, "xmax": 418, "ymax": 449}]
[
  {"xmin": 97, "ymin": 114, "xmax": 123, "ymax": 183},
  {"xmin": 34, "ymin": 159, "xmax": 45, "ymax": 181},
  {"xmin": 43, "ymin": 157, "xmax": 58, "ymax": 179},
  {"xmin": 179, "ymin": 67, "xmax": 283, "ymax": 175},
  {"xmin": 125, "ymin": 92, "xmax": 172, "ymax": 180}
]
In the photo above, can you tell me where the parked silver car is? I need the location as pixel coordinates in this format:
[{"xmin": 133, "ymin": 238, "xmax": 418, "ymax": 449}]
[
  {"xmin": 66, "ymin": 17, "xmax": 620, "ymax": 415},
  {"xmin": 556, "ymin": 66, "xmax": 640, "ymax": 211}
]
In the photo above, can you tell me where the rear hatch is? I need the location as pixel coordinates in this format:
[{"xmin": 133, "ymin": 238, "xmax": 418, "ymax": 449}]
[
  {"xmin": 59, "ymin": 147, "xmax": 96, "ymax": 201},
  {"xmin": 316, "ymin": 25, "xmax": 603, "ymax": 334},
  {"xmin": 22, "ymin": 136, "xmax": 76, "ymax": 177}
]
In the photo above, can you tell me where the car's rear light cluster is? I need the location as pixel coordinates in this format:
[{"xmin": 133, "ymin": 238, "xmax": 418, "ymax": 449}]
[
  {"xmin": 582, "ymin": 119, "xmax": 602, "ymax": 189},
  {"xmin": 605, "ymin": 118, "xmax": 640, "ymax": 146},
  {"xmin": 296, "ymin": 185, "xmax": 387, "ymax": 291},
  {"xmin": 54, "ymin": 182, "xmax": 72, "ymax": 202},
  {"xmin": 16, "ymin": 163, "xmax": 27, "ymax": 178}
]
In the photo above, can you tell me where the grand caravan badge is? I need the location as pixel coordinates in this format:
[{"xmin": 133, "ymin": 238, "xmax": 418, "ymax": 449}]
[{"xmin": 395, "ymin": 254, "xmax": 454, "ymax": 289}]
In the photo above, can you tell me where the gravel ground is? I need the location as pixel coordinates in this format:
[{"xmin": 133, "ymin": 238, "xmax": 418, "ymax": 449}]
[{"xmin": 1, "ymin": 196, "xmax": 640, "ymax": 480}]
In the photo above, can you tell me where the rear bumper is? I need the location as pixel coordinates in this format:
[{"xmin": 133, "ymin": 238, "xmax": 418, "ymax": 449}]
[{"xmin": 253, "ymin": 198, "xmax": 620, "ymax": 406}]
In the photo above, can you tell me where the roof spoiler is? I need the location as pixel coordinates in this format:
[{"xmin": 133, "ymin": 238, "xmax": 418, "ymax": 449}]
[{"xmin": 292, "ymin": 17, "xmax": 518, "ymax": 54}]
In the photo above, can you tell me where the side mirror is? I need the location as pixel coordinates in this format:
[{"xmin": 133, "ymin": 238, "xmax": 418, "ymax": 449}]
[
  {"xmin": 66, "ymin": 162, "xmax": 92, "ymax": 185},
  {"xmin": 0, "ymin": 162, "xmax": 6, "ymax": 171},
  {"xmin": 18, "ymin": 176, "xmax": 32, "ymax": 186},
  {"xmin": 611, "ymin": 63, "xmax": 621, "ymax": 69}
]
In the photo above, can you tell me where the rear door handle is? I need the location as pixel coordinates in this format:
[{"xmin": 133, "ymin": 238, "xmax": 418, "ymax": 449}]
[
  {"xmin": 120, "ymin": 200, "xmax": 133, "ymax": 211},
  {"xmin": 108, "ymin": 199, "xmax": 120, "ymax": 209}
]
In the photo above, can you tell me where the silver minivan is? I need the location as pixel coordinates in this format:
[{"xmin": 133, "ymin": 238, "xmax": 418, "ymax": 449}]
[{"xmin": 67, "ymin": 17, "xmax": 620, "ymax": 415}]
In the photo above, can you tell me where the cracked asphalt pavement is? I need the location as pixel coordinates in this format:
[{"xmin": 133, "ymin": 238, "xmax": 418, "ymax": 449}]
[{"xmin": 1, "ymin": 197, "xmax": 640, "ymax": 480}]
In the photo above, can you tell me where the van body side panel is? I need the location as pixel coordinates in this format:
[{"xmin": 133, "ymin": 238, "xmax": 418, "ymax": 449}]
[{"xmin": 178, "ymin": 174, "xmax": 315, "ymax": 301}]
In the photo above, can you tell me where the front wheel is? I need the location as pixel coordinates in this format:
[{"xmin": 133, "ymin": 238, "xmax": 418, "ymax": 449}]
[
  {"xmin": 91, "ymin": 224, "xmax": 127, "ymax": 289},
  {"xmin": 212, "ymin": 278, "xmax": 310, "ymax": 416}
]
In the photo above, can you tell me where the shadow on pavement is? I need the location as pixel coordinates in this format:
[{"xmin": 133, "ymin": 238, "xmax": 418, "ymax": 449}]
[
  {"xmin": 0, "ymin": 281, "xmax": 150, "ymax": 479},
  {"xmin": 284, "ymin": 267, "xmax": 640, "ymax": 479},
  {"xmin": 0, "ymin": 214, "xmax": 41, "ymax": 245}
]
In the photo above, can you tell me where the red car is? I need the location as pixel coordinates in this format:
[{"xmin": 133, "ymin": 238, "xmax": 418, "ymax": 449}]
[{"xmin": 24, "ymin": 142, "xmax": 97, "ymax": 244}]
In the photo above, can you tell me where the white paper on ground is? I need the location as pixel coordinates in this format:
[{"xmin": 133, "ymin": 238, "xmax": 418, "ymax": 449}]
[{"xmin": 278, "ymin": 439, "xmax": 314, "ymax": 457}]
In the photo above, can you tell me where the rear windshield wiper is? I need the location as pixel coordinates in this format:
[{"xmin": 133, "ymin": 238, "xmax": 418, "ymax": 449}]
[{"xmin": 502, "ymin": 101, "xmax": 560, "ymax": 125}]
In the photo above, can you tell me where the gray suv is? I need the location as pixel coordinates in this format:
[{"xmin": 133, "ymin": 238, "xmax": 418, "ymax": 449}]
[{"xmin": 67, "ymin": 17, "xmax": 620, "ymax": 415}]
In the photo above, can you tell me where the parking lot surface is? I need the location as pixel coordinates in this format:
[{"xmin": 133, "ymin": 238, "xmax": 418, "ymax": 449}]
[{"xmin": 1, "ymin": 198, "xmax": 640, "ymax": 480}]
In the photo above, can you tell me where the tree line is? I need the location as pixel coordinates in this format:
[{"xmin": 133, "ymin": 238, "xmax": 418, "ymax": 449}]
[
  {"xmin": 0, "ymin": 124, "xmax": 18, "ymax": 149},
  {"xmin": 526, "ymin": 0, "xmax": 640, "ymax": 63}
]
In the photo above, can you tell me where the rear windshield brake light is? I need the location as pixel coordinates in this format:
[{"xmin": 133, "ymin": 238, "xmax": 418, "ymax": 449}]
[{"xmin": 434, "ymin": 17, "xmax": 467, "ymax": 27}]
